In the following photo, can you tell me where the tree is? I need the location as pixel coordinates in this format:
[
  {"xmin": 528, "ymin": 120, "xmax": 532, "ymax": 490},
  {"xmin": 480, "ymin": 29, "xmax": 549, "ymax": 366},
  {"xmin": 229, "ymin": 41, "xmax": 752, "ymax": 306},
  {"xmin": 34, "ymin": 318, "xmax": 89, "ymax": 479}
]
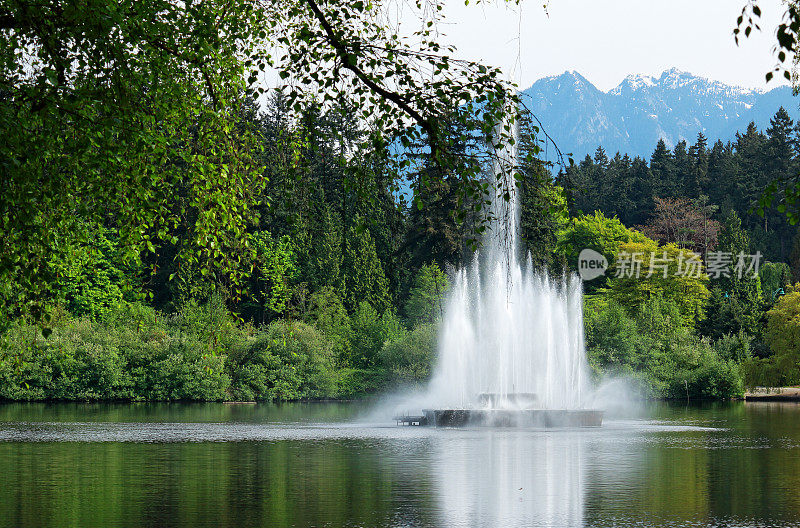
[
  {"xmin": 47, "ymin": 224, "xmax": 138, "ymax": 319},
  {"xmin": 764, "ymin": 288, "xmax": 800, "ymax": 383},
  {"xmin": 605, "ymin": 240, "xmax": 711, "ymax": 328},
  {"xmin": 244, "ymin": 232, "xmax": 297, "ymax": 324},
  {"xmin": 640, "ymin": 197, "xmax": 720, "ymax": 256},
  {"xmin": 700, "ymin": 211, "xmax": 763, "ymax": 341},
  {"xmin": 760, "ymin": 261, "xmax": 792, "ymax": 303},
  {"xmin": 0, "ymin": 0, "xmax": 525, "ymax": 318},
  {"xmin": 0, "ymin": 0, "xmax": 269, "ymax": 319},
  {"xmin": 341, "ymin": 222, "xmax": 391, "ymax": 314},
  {"xmin": 517, "ymin": 111, "xmax": 570, "ymax": 268},
  {"xmin": 650, "ymin": 139, "xmax": 677, "ymax": 198},
  {"xmin": 405, "ymin": 264, "xmax": 449, "ymax": 326}
]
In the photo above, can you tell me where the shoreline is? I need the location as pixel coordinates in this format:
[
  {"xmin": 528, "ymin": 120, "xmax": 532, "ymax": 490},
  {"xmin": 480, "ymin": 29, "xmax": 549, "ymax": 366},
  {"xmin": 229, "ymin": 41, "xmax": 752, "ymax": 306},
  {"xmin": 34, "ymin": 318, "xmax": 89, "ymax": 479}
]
[{"xmin": 744, "ymin": 387, "xmax": 800, "ymax": 402}]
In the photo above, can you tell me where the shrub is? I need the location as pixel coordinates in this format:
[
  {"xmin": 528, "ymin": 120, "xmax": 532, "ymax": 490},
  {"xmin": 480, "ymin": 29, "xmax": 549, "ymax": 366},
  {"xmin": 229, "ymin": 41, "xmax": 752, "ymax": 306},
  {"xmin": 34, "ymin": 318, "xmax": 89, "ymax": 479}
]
[
  {"xmin": 0, "ymin": 302, "xmax": 231, "ymax": 401},
  {"xmin": 348, "ymin": 302, "xmax": 405, "ymax": 369},
  {"xmin": 585, "ymin": 293, "xmax": 745, "ymax": 399},
  {"xmin": 742, "ymin": 356, "xmax": 785, "ymax": 388},
  {"xmin": 227, "ymin": 320, "xmax": 336, "ymax": 401},
  {"xmin": 335, "ymin": 368, "xmax": 387, "ymax": 398},
  {"xmin": 668, "ymin": 358, "xmax": 744, "ymax": 400},
  {"xmin": 378, "ymin": 323, "xmax": 438, "ymax": 387}
]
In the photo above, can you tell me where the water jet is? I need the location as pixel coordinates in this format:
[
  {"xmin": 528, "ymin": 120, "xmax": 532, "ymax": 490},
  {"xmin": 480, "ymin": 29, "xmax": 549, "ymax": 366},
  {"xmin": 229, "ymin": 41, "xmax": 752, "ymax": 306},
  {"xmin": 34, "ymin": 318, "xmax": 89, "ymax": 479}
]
[{"xmin": 406, "ymin": 124, "xmax": 603, "ymax": 428}]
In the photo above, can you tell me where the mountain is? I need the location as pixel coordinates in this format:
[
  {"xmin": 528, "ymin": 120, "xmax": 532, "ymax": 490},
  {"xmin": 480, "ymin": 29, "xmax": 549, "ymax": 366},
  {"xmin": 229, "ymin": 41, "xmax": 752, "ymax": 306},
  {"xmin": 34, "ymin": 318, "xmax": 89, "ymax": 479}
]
[{"xmin": 521, "ymin": 68, "xmax": 797, "ymax": 162}]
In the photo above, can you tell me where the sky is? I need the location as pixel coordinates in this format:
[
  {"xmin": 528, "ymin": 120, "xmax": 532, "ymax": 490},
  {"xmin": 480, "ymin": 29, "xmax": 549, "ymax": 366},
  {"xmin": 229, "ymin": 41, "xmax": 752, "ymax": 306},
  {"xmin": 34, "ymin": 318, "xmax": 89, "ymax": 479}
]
[{"xmin": 430, "ymin": 0, "xmax": 790, "ymax": 91}]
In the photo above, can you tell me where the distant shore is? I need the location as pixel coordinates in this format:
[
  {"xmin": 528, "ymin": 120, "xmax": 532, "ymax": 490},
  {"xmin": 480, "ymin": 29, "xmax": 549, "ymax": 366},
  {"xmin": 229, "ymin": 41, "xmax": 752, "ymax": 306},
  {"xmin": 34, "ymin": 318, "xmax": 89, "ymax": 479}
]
[{"xmin": 744, "ymin": 387, "xmax": 800, "ymax": 402}]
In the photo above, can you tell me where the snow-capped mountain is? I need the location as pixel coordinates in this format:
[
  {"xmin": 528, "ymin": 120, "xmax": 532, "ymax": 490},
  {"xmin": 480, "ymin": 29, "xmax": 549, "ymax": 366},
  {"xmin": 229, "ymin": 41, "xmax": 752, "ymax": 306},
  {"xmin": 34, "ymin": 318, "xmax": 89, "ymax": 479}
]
[{"xmin": 521, "ymin": 68, "xmax": 796, "ymax": 162}]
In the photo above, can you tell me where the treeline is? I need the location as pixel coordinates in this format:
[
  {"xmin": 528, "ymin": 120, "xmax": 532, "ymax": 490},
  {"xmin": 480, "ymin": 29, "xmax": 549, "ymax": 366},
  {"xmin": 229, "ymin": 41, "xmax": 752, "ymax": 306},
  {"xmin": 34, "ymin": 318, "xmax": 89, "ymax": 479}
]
[
  {"xmin": 0, "ymin": 92, "xmax": 518, "ymax": 401},
  {"xmin": 558, "ymin": 107, "xmax": 800, "ymax": 396},
  {"xmin": 559, "ymin": 107, "xmax": 799, "ymax": 265},
  {"xmin": 3, "ymin": 97, "xmax": 800, "ymax": 401}
]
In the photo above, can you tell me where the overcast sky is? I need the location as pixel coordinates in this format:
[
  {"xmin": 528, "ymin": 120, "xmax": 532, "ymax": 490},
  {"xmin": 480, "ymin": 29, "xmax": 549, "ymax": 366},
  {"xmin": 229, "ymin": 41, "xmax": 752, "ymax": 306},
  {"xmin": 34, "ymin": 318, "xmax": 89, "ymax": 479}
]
[{"xmin": 432, "ymin": 0, "xmax": 790, "ymax": 91}]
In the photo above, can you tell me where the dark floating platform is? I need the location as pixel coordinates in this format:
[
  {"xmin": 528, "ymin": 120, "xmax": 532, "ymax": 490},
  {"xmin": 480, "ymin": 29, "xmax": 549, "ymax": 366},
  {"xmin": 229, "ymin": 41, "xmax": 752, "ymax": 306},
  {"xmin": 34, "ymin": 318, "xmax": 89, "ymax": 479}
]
[{"xmin": 420, "ymin": 409, "xmax": 603, "ymax": 428}]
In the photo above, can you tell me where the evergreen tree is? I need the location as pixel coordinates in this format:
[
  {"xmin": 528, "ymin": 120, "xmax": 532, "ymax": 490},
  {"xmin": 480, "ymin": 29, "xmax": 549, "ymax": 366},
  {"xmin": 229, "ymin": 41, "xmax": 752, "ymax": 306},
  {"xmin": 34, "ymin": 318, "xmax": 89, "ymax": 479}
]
[
  {"xmin": 701, "ymin": 211, "xmax": 762, "ymax": 339},
  {"xmin": 342, "ymin": 221, "xmax": 391, "ymax": 314},
  {"xmin": 517, "ymin": 112, "xmax": 569, "ymax": 269},
  {"xmin": 650, "ymin": 139, "xmax": 676, "ymax": 198},
  {"xmin": 688, "ymin": 133, "xmax": 709, "ymax": 198}
]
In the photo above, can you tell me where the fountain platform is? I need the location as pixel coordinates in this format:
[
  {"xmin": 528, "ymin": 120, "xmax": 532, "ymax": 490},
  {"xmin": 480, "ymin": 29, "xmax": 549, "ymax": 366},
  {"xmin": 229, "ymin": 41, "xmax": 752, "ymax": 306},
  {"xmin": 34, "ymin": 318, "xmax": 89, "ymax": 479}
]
[{"xmin": 421, "ymin": 409, "xmax": 603, "ymax": 428}]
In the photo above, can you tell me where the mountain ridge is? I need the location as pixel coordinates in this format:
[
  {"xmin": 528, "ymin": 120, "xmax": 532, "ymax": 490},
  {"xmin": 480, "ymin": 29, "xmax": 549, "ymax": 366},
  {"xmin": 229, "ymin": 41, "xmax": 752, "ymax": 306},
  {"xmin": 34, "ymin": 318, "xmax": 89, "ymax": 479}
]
[{"xmin": 521, "ymin": 69, "xmax": 796, "ymax": 161}]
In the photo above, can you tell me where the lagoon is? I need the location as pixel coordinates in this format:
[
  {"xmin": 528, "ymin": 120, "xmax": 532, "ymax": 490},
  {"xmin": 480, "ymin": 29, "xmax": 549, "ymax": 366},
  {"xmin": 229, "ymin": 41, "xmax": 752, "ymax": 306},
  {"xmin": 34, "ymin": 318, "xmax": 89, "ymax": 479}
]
[{"xmin": 1, "ymin": 401, "xmax": 800, "ymax": 527}]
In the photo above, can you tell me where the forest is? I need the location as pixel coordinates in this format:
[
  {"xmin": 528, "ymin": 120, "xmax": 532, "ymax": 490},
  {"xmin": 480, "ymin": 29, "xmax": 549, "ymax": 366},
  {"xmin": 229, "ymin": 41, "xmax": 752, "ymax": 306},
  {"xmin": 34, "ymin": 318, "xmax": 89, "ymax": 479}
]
[
  {"xmin": 3, "ymin": 0, "xmax": 800, "ymax": 403},
  {"xmin": 2, "ymin": 89, "xmax": 800, "ymax": 401}
]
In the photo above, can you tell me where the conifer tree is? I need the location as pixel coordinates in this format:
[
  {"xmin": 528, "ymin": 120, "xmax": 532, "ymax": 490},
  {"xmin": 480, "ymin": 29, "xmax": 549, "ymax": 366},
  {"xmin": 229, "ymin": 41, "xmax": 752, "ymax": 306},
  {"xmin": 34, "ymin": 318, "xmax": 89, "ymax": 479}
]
[{"xmin": 342, "ymin": 221, "xmax": 391, "ymax": 314}]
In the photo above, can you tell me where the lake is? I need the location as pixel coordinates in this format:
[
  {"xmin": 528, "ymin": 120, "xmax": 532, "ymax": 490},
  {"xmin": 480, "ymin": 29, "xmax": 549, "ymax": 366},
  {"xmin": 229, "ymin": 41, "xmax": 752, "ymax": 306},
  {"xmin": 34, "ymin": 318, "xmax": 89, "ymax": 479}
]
[{"xmin": 1, "ymin": 401, "xmax": 799, "ymax": 527}]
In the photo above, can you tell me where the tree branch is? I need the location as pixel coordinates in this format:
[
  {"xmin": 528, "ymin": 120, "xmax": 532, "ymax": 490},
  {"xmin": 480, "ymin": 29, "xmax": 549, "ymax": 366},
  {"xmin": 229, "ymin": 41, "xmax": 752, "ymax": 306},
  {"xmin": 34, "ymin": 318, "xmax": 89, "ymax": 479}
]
[{"xmin": 303, "ymin": 0, "xmax": 441, "ymax": 159}]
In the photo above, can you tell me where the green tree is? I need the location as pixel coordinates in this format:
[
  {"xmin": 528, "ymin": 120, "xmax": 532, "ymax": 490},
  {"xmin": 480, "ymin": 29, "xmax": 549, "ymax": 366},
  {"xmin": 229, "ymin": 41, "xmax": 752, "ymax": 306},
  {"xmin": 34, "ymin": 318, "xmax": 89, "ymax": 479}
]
[
  {"xmin": 48, "ymin": 225, "xmax": 138, "ymax": 319},
  {"xmin": 764, "ymin": 288, "xmax": 800, "ymax": 384},
  {"xmin": 700, "ymin": 211, "xmax": 763, "ymax": 339},
  {"xmin": 556, "ymin": 211, "xmax": 650, "ymax": 291},
  {"xmin": 517, "ymin": 111, "xmax": 570, "ymax": 268},
  {"xmin": 348, "ymin": 302, "xmax": 404, "ymax": 369},
  {"xmin": 341, "ymin": 222, "xmax": 391, "ymax": 314},
  {"xmin": 245, "ymin": 232, "xmax": 297, "ymax": 324},
  {"xmin": 1, "ymin": 0, "xmax": 526, "ymax": 318},
  {"xmin": 605, "ymin": 240, "xmax": 711, "ymax": 327},
  {"xmin": 405, "ymin": 264, "xmax": 449, "ymax": 326}
]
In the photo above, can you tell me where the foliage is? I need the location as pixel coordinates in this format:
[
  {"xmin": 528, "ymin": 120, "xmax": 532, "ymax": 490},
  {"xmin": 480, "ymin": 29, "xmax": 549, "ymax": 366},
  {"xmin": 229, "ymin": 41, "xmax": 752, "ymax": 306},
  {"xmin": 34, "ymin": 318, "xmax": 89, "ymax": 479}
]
[
  {"xmin": 668, "ymin": 359, "xmax": 744, "ymax": 400},
  {"xmin": 557, "ymin": 211, "xmax": 650, "ymax": 292},
  {"xmin": 244, "ymin": 231, "xmax": 297, "ymax": 323},
  {"xmin": 0, "ymin": 0, "xmax": 270, "ymax": 318},
  {"xmin": 557, "ymin": 119, "xmax": 796, "ymax": 264},
  {"xmin": 47, "ymin": 225, "xmax": 138, "ymax": 319},
  {"xmin": 404, "ymin": 264, "xmax": 449, "ymax": 326},
  {"xmin": 378, "ymin": 324, "xmax": 438, "ymax": 387},
  {"xmin": 227, "ymin": 320, "xmax": 336, "ymax": 401},
  {"xmin": 763, "ymin": 289, "xmax": 800, "ymax": 384},
  {"xmin": 605, "ymin": 240, "xmax": 710, "ymax": 327},
  {"xmin": 347, "ymin": 302, "xmax": 405, "ymax": 369},
  {"xmin": 0, "ymin": 0, "xmax": 535, "ymax": 320},
  {"xmin": 585, "ymin": 294, "xmax": 744, "ymax": 399},
  {"xmin": 0, "ymin": 303, "xmax": 230, "ymax": 401}
]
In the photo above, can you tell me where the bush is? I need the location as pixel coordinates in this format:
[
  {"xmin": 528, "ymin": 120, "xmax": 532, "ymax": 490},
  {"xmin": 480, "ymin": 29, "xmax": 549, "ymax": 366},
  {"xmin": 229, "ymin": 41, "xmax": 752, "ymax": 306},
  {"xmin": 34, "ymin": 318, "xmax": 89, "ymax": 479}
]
[
  {"xmin": 742, "ymin": 356, "xmax": 786, "ymax": 388},
  {"xmin": 0, "ymin": 302, "xmax": 231, "ymax": 401},
  {"xmin": 227, "ymin": 320, "xmax": 336, "ymax": 401},
  {"xmin": 585, "ymin": 293, "xmax": 745, "ymax": 399},
  {"xmin": 378, "ymin": 323, "xmax": 438, "ymax": 387},
  {"xmin": 348, "ymin": 302, "xmax": 405, "ymax": 369},
  {"xmin": 668, "ymin": 358, "xmax": 744, "ymax": 400},
  {"xmin": 335, "ymin": 368, "xmax": 387, "ymax": 398}
]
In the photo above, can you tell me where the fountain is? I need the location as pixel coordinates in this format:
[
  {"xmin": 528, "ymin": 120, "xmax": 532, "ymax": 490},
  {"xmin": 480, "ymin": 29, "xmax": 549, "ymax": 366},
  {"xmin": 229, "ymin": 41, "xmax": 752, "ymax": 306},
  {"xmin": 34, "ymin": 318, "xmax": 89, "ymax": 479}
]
[{"xmin": 410, "ymin": 125, "xmax": 602, "ymax": 428}]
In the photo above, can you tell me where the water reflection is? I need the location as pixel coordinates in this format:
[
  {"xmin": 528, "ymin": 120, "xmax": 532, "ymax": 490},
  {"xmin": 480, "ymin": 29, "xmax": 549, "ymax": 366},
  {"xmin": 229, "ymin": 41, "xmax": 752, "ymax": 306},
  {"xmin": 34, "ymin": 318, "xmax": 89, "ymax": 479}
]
[
  {"xmin": 2, "ymin": 403, "xmax": 800, "ymax": 527},
  {"xmin": 432, "ymin": 431, "xmax": 587, "ymax": 527}
]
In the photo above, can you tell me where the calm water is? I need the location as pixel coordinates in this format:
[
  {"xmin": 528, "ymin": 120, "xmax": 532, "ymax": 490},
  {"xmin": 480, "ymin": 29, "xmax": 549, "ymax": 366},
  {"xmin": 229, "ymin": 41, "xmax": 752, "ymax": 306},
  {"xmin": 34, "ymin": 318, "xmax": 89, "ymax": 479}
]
[{"xmin": 1, "ymin": 401, "xmax": 800, "ymax": 527}]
